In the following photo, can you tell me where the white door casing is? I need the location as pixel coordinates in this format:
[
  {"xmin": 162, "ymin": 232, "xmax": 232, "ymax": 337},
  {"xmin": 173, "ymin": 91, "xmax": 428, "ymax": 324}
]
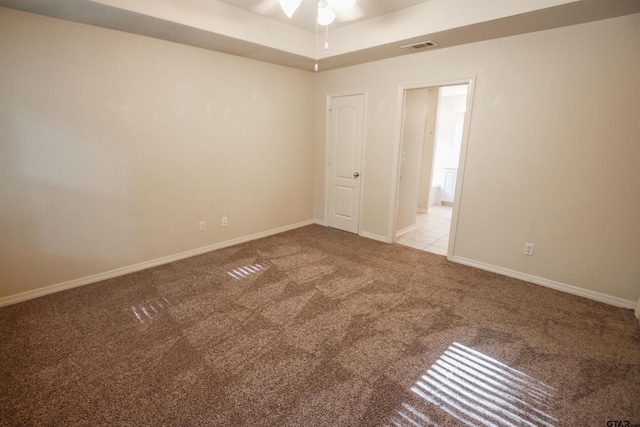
[
  {"xmin": 327, "ymin": 93, "xmax": 364, "ymax": 234},
  {"xmin": 390, "ymin": 77, "xmax": 476, "ymax": 254}
]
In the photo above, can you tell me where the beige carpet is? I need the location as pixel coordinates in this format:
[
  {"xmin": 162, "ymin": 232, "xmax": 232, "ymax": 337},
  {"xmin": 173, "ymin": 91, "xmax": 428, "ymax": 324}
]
[{"xmin": 1, "ymin": 225, "xmax": 639, "ymax": 426}]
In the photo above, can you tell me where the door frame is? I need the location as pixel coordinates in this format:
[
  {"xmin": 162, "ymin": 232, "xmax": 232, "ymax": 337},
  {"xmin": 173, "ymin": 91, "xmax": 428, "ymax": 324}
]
[
  {"xmin": 389, "ymin": 76, "xmax": 476, "ymax": 259},
  {"xmin": 324, "ymin": 89, "xmax": 367, "ymax": 234}
]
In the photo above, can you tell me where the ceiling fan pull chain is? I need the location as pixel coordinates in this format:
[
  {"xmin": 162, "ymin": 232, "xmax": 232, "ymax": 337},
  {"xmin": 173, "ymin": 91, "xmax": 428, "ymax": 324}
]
[{"xmin": 325, "ymin": 24, "xmax": 329, "ymax": 50}]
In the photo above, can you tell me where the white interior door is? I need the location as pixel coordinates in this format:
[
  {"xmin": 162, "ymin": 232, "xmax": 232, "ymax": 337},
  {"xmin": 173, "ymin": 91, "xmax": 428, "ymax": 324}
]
[{"xmin": 327, "ymin": 93, "xmax": 364, "ymax": 234}]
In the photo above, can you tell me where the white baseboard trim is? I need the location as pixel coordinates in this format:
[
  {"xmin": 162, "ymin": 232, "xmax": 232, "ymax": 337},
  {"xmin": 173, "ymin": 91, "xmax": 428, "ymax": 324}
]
[
  {"xmin": 314, "ymin": 218, "xmax": 327, "ymax": 226},
  {"xmin": 635, "ymin": 296, "xmax": 640, "ymax": 320},
  {"xmin": 450, "ymin": 256, "xmax": 637, "ymax": 310},
  {"xmin": 0, "ymin": 219, "xmax": 316, "ymax": 308},
  {"xmin": 360, "ymin": 231, "xmax": 390, "ymax": 243},
  {"xmin": 417, "ymin": 208, "xmax": 429, "ymax": 214},
  {"xmin": 395, "ymin": 224, "xmax": 418, "ymax": 238}
]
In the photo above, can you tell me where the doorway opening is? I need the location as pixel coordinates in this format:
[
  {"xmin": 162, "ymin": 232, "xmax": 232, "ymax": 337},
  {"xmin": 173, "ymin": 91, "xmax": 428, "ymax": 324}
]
[{"xmin": 392, "ymin": 80, "xmax": 473, "ymax": 257}]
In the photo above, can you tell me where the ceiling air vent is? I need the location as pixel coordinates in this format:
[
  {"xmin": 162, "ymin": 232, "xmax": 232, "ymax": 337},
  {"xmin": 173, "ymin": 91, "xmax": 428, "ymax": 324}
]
[{"xmin": 400, "ymin": 41, "xmax": 437, "ymax": 50}]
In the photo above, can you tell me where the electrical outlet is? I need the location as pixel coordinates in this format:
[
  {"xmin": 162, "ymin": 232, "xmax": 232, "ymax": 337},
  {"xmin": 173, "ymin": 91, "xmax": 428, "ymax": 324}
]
[
  {"xmin": 221, "ymin": 216, "xmax": 228, "ymax": 226},
  {"xmin": 524, "ymin": 242, "xmax": 535, "ymax": 256},
  {"xmin": 199, "ymin": 221, "xmax": 207, "ymax": 232}
]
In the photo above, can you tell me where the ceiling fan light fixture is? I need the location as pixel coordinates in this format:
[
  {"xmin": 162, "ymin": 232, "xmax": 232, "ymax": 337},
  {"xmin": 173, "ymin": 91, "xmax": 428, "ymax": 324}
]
[
  {"xmin": 279, "ymin": 0, "xmax": 301, "ymax": 18},
  {"xmin": 317, "ymin": 1, "xmax": 336, "ymax": 26}
]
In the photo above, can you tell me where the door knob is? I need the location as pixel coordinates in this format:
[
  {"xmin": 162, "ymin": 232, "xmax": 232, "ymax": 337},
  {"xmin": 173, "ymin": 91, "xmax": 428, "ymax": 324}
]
[{"xmin": 353, "ymin": 172, "xmax": 360, "ymax": 178}]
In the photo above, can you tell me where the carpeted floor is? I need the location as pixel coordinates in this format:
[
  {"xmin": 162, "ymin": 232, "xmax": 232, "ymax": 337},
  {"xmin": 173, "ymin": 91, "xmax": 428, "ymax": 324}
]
[{"xmin": 1, "ymin": 225, "xmax": 639, "ymax": 426}]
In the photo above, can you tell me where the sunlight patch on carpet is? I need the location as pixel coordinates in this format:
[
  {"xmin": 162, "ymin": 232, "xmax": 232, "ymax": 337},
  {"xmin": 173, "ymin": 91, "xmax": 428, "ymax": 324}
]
[
  {"xmin": 392, "ymin": 342, "xmax": 556, "ymax": 427},
  {"xmin": 131, "ymin": 297, "xmax": 171, "ymax": 323},
  {"xmin": 227, "ymin": 262, "xmax": 269, "ymax": 280}
]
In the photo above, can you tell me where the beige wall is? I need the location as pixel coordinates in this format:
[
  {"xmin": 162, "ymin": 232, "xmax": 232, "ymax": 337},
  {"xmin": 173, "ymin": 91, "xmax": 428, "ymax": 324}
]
[
  {"xmin": 314, "ymin": 14, "xmax": 640, "ymax": 303},
  {"xmin": 0, "ymin": 8, "xmax": 314, "ymax": 300},
  {"xmin": 2, "ymin": 7, "xmax": 639, "ymax": 307}
]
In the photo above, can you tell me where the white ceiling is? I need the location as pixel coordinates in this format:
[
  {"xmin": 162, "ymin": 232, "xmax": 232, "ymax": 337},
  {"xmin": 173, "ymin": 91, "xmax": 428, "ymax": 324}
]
[{"xmin": 1, "ymin": 0, "xmax": 639, "ymax": 72}]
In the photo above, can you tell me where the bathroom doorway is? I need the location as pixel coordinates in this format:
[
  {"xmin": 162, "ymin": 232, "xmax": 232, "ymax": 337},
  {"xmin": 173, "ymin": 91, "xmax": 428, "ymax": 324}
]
[{"xmin": 393, "ymin": 80, "xmax": 473, "ymax": 257}]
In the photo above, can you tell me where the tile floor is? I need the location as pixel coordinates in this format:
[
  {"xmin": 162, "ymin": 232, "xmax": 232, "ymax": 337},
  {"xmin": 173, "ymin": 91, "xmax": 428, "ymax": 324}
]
[{"xmin": 396, "ymin": 205, "xmax": 452, "ymax": 255}]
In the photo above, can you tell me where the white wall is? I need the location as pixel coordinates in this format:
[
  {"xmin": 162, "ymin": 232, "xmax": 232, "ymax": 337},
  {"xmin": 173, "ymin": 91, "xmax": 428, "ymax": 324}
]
[
  {"xmin": 314, "ymin": 14, "xmax": 640, "ymax": 304},
  {"xmin": 396, "ymin": 88, "xmax": 428, "ymax": 234},
  {"xmin": 417, "ymin": 88, "xmax": 438, "ymax": 212},
  {"xmin": 431, "ymin": 87, "xmax": 467, "ymax": 202},
  {"xmin": 0, "ymin": 8, "xmax": 315, "ymax": 302}
]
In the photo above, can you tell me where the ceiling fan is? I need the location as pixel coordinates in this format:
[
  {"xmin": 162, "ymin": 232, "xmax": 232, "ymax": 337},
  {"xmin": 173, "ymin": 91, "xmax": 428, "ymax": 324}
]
[
  {"xmin": 238, "ymin": 0, "xmax": 363, "ymax": 71},
  {"xmin": 279, "ymin": 0, "xmax": 358, "ymax": 25}
]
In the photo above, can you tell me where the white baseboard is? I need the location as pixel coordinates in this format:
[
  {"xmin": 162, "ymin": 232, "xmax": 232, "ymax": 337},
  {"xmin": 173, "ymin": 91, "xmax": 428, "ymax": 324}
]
[
  {"xmin": 360, "ymin": 231, "xmax": 390, "ymax": 243},
  {"xmin": 417, "ymin": 208, "xmax": 429, "ymax": 214},
  {"xmin": 0, "ymin": 219, "xmax": 316, "ymax": 308},
  {"xmin": 636, "ymin": 296, "xmax": 640, "ymax": 320},
  {"xmin": 450, "ymin": 256, "xmax": 637, "ymax": 310},
  {"xmin": 395, "ymin": 224, "xmax": 418, "ymax": 238},
  {"xmin": 316, "ymin": 221, "xmax": 388, "ymax": 243}
]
